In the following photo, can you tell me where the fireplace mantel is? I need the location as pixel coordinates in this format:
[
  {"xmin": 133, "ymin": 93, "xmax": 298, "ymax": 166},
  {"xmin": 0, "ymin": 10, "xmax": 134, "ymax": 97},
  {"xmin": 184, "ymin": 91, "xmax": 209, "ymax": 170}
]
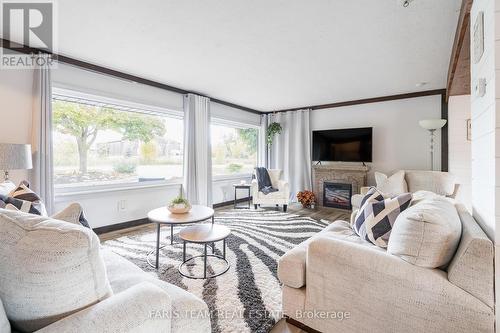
[
  {"xmin": 313, "ymin": 164, "xmax": 369, "ymax": 172},
  {"xmin": 312, "ymin": 163, "xmax": 369, "ymax": 207}
]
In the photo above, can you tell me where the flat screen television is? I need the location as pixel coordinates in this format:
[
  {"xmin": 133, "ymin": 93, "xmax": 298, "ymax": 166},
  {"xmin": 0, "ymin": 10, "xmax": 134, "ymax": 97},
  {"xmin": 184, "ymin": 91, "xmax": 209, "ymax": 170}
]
[{"xmin": 312, "ymin": 127, "xmax": 372, "ymax": 162}]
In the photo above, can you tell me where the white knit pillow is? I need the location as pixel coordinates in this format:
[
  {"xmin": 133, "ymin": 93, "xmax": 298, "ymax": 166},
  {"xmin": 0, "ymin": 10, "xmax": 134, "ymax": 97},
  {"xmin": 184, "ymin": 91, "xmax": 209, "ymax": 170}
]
[
  {"xmin": 387, "ymin": 198, "xmax": 462, "ymax": 268},
  {"xmin": 374, "ymin": 171, "xmax": 408, "ymax": 196},
  {"xmin": 0, "ymin": 209, "xmax": 112, "ymax": 332}
]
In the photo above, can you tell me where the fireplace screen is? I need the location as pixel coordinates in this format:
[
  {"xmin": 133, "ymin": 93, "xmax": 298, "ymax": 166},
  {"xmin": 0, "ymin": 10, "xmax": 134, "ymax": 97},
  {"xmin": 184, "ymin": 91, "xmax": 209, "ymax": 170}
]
[{"xmin": 323, "ymin": 182, "xmax": 352, "ymax": 210}]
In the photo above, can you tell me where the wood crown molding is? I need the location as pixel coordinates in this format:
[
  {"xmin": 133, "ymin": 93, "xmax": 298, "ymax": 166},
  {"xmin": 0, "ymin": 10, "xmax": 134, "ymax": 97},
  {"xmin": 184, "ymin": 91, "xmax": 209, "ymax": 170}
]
[
  {"xmin": 269, "ymin": 89, "xmax": 446, "ymax": 113},
  {"xmin": 446, "ymin": 0, "xmax": 473, "ymax": 99}
]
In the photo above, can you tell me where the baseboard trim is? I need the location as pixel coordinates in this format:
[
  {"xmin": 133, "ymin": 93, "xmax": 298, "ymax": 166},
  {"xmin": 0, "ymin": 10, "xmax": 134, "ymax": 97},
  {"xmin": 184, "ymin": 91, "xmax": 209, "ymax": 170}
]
[
  {"xmin": 93, "ymin": 218, "xmax": 150, "ymax": 235},
  {"xmin": 213, "ymin": 197, "xmax": 252, "ymax": 208},
  {"xmin": 94, "ymin": 198, "xmax": 252, "ymax": 234},
  {"xmin": 284, "ymin": 316, "xmax": 322, "ymax": 333}
]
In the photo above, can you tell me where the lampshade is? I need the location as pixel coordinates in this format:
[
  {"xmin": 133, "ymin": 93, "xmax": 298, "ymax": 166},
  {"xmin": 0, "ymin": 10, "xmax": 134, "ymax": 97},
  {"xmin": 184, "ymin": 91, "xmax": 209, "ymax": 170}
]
[
  {"xmin": 419, "ymin": 119, "xmax": 447, "ymax": 130},
  {"xmin": 0, "ymin": 143, "xmax": 33, "ymax": 170}
]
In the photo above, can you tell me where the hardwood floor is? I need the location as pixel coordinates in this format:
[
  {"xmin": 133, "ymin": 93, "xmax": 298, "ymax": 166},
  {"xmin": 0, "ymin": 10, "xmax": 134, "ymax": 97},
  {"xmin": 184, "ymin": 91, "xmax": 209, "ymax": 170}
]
[
  {"xmin": 270, "ymin": 318, "xmax": 308, "ymax": 333},
  {"xmin": 98, "ymin": 203, "xmax": 351, "ymax": 333}
]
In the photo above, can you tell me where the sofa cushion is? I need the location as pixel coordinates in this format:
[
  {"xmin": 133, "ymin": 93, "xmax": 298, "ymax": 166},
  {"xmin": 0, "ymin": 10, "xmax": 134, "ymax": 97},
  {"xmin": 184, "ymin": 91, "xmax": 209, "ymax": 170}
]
[
  {"xmin": 374, "ymin": 171, "xmax": 408, "ymax": 196},
  {"xmin": 0, "ymin": 209, "xmax": 112, "ymax": 332},
  {"xmin": 404, "ymin": 170, "xmax": 456, "ymax": 197},
  {"xmin": 354, "ymin": 193, "xmax": 412, "ymax": 248},
  {"xmin": 51, "ymin": 203, "xmax": 91, "ymax": 228},
  {"xmin": 278, "ymin": 221, "xmax": 383, "ymax": 288},
  {"xmin": 101, "ymin": 249, "xmax": 211, "ymax": 333},
  {"xmin": 267, "ymin": 169, "xmax": 282, "ymax": 189},
  {"xmin": 351, "ymin": 194, "xmax": 363, "ymax": 210},
  {"xmin": 387, "ymin": 198, "xmax": 462, "ymax": 268}
]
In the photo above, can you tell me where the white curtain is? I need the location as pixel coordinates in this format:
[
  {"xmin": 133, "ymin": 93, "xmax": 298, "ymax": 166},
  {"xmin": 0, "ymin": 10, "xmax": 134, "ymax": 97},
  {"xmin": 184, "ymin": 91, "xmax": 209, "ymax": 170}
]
[
  {"xmin": 268, "ymin": 110, "xmax": 312, "ymax": 201},
  {"xmin": 183, "ymin": 93, "xmax": 213, "ymax": 206},
  {"xmin": 31, "ymin": 53, "xmax": 54, "ymax": 214},
  {"xmin": 258, "ymin": 114, "xmax": 268, "ymax": 168}
]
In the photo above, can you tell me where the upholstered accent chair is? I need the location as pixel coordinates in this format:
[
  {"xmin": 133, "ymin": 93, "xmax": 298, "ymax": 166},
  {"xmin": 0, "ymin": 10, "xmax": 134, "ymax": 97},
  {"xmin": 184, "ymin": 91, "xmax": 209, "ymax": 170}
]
[{"xmin": 251, "ymin": 169, "xmax": 290, "ymax": 212}]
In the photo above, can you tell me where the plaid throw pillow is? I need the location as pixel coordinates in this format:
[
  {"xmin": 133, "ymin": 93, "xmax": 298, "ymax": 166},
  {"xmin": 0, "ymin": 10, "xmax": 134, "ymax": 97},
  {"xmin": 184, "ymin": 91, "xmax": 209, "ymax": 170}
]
[
  {"xmin": 0, "ymin": 194, "xmax": 42, "ymax": 215},
  {"xmin": 354, "ymin": 190, "xmax": 412, "ymax": 248},
  {"xmin": 9, "ymin": 182, "xmax": 48, "ymax": 216}
]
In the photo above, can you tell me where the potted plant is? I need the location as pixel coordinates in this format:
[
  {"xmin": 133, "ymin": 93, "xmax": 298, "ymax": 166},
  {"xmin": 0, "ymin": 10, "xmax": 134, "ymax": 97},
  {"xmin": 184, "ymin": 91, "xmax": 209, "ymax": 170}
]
[
  {"xmin": 168, "ymin": 195, "xmax": 192, "ymax": 214},
  {"xmin": 267, "ymin": 122, "xmax": 283, "ymax": 145},
  {"xmin": 297, "ymin": 190, "xmax": 316, "ymax": 209}
]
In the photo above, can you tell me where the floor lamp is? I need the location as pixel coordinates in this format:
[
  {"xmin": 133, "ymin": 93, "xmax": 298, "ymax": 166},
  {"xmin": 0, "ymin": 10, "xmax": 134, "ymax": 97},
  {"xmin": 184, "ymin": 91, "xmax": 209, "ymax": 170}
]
[{"xmin": 419, "ymin": 119, "xmax": 447, "ymax": 171}]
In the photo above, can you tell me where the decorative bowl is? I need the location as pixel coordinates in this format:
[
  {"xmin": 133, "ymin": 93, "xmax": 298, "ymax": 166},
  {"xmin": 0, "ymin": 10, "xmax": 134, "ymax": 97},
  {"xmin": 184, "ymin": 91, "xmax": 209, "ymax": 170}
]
[{"xmin": 167, "ymin": 203, "xmax": 191, "ymax": 214}]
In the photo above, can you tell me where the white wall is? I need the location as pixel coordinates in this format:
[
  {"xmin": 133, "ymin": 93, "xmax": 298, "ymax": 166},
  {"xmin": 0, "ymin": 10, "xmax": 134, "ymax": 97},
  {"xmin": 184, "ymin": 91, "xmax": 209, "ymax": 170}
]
[
  {"xmin": 470, "ymin": 0, "xmax": 496, "ymax": 241},
  {"xmin": 54, "ymin": 184, "xmax": 182, "ymax": 228},
  {"xmin": 310, "ymin": 95, "xmax": 443, "ymax": 185},
  {"xmin": 448, "ymin": 95, "xmax": 472, "ymax": 211},
  {"xmin": 0, "ymin": 67, "xmax": 34, "ymax": 183},
  {"xmin": 470, "ymin": 0, "xmax": 498, "ymax": 328}
]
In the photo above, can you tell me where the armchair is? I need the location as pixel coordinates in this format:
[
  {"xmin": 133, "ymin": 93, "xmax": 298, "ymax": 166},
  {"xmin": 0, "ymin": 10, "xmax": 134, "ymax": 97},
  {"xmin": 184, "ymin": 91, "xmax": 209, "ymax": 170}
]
[{"xmin": 251, "ymin": 169, "xmax": 290, "ymax": 212}]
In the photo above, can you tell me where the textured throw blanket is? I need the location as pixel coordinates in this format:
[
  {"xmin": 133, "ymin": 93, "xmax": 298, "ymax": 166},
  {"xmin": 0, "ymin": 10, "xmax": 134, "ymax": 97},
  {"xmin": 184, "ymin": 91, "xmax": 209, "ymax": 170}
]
[{"xmin": 255, "ymin": 167, "xmax": 278, "ymax": 195}]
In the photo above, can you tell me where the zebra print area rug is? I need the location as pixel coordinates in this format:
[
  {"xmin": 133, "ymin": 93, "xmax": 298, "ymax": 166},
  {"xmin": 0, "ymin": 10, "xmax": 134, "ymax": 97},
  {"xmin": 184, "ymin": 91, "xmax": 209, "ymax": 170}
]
[{"xmin": 102, "ymin": 209, "xmax": 344, "ymax": 333}]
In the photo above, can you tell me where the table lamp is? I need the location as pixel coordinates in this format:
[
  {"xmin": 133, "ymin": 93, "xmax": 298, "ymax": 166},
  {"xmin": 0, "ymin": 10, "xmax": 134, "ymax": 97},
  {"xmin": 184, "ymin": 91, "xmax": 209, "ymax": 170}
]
[{"xmin": 0, "ymin": 143, "xmax": 33, "ymax": 181}]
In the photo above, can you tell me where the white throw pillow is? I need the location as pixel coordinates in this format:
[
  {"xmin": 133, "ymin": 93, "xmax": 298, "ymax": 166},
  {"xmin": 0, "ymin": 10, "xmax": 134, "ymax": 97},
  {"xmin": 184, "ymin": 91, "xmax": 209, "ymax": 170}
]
[
  {"xmin": 0, "ymin": 209, "xmax": 112, "ymax": 332},
  {"xmin": 374, "ymin": 171, "xmax": 408, "ymax": 196},
  {"xmin": 0, "ymin": 181, "xmax": 16, "ymax": 196},
  {"xmin": 387, "ymin": 198, "xmax": 462, "ymax": 268},
  {"xmin": 0, "ymin": 299, "xmax": 10, "ymax": 333}
]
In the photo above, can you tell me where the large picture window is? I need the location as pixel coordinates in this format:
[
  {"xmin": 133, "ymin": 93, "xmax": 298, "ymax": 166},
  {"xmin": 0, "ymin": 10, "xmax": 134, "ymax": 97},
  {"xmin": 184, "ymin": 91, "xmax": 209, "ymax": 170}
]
[
  {"xmin": 211, "ymin": 121, "xmax": 259, "ymax": 177},
  {"xmin": 52, "ymin": 91, "xmax": 183, "ymax": 190}
]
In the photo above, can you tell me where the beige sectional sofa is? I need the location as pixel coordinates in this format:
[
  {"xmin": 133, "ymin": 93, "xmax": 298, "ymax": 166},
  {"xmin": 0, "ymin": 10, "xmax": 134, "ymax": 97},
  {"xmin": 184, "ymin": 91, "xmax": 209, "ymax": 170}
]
[
  {"xmin": 278, "ymin": 171, "xmax": 494, "ymax": 333},
  {"xmin": 0, "ymin": 208, "xmax": 211, "ymax": 333},
  {"xmin": 351, "ymin": 170, "xmax": 459, "ymax": 210}
]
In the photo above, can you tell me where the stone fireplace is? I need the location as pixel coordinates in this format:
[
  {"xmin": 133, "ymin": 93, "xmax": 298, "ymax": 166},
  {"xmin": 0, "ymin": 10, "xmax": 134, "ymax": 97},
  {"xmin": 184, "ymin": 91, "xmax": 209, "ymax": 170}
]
[{"xmin": 313, "ymin": 164, "xmax": 369, "ymax": 208}]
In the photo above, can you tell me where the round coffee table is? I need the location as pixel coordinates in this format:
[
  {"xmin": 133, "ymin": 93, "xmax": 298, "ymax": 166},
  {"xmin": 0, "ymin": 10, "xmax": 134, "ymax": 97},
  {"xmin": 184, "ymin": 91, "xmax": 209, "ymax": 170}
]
[
  {"xmin": 178, "ymin": 224, "xmax": 231, "ymax": 279},
  {"xmin": 147, "ymin": 205, "xmax": 214, "ymax": 269}
]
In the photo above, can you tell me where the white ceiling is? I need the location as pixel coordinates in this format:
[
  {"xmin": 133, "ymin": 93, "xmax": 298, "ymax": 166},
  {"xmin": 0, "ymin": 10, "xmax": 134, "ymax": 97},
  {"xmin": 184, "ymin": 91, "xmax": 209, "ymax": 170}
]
[{"xmin": 10, "ymin": 0, "xmax": 463, "ymax": 111}]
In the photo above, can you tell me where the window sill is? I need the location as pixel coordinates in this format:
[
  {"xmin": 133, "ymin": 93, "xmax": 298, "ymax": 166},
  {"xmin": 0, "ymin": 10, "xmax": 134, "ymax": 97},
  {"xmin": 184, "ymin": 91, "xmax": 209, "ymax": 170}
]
[
  {"xmin": 212, "ymin": 174, "xmax": 253, "ymax": 182},
  {"xmin": 54, "ymin": 181, "xmax": 182, "ymax": 199}
]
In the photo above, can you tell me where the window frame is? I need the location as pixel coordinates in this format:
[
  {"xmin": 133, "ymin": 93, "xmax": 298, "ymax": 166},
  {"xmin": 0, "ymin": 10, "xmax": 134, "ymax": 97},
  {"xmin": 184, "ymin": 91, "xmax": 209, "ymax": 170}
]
[
  {"xmin": 51, "ymin": 87, "xmax": 185, "ymax": 196},
  {"xmin": 210, "ymin": 117, "xmax": 260, "ymax": 181}
]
